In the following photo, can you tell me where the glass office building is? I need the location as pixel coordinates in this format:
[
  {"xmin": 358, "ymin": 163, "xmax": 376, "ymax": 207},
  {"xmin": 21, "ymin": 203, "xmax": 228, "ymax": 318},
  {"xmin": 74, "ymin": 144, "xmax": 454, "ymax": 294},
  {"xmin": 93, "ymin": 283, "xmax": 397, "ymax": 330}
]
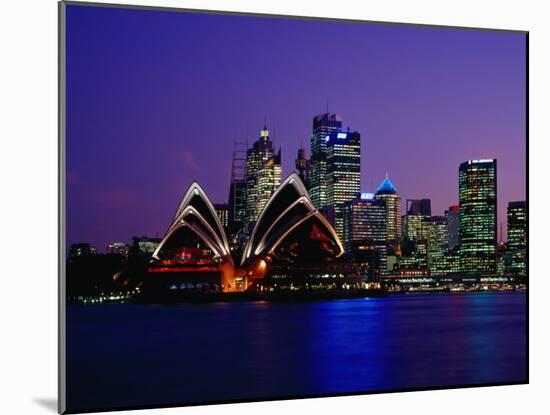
[
  {"xmin": 308, "ymin": 113, "xmax": 342, "ymax": 209},
  {"xmin": 245, "ymin": 125, "xmax": 281, "ymax": 222},
  {"xmin": 505, "ymin": 200, "xmax": 527, "ymax": 276},
  {"xmin": 343, "ymin": 194, "xmax": 387, "ymax": 277},
  {"xmin": 458, "ymin": 159, "xmax": 497, "ymax": 274},
  {"xmin": 326, "ymin": 129, "xmax": 361, "ymax": 240}
]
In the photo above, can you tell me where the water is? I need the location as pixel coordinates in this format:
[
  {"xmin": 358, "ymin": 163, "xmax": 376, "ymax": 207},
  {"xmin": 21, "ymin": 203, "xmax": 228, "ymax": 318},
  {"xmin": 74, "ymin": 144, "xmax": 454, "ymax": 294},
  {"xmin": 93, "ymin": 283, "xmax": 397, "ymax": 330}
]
[{"xmin": 66, "ymin": 291, "xmax": 527, "ymax": 412}]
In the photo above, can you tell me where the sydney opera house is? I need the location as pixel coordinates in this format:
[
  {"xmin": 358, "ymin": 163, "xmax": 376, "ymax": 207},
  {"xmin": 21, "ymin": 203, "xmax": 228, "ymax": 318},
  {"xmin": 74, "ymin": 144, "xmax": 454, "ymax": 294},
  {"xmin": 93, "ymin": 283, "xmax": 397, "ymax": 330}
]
[{"xmin": 146, "ymin": 173, "xmax": 359, "ymax": 294}]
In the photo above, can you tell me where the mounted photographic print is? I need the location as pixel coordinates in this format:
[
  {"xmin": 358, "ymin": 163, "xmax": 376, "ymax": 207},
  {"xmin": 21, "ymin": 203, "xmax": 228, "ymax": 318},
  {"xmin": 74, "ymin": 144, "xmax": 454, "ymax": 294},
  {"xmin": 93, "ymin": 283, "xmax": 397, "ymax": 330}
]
[{"xmin": 59, "ymin": 1, "xmax": 528, "ymax": 413}]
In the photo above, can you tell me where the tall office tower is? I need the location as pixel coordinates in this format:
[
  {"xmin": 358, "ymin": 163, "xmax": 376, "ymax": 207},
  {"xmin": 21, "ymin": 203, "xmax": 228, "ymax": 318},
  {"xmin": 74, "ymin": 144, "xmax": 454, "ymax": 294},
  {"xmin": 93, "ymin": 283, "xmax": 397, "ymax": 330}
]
[
  {"xmin": 245, "ymin": 125, "xmax": 281, "ymax": 222},
  {"xmin": 505, "ymin": 200, "xmax": 527, "ymax": 276},
  {"xmin": 402, "ymin": 214, "xmax": 426, "ymax": 258},
  {"xmin": 445, "ymin": 204, "xmax": 460, "ymax": 250},
  {"xmin": 343, "ymin": 193, "xmax": 387, "ymax": 277},
  {"xmin": 459, "ymin": 159, "xmax": 497, "ymax": 274},
  {"xmin": 401, "ymin": 200, "xmax": 430, "ymax": 266},
  {"xmin": 228, "ymin": 140, "xmax": 248, "ymax": 229},
  {"xmin": 214, "ymin": 203, "xmax": 229, "ymax": 230},
  {"xmin": 402, "ymin": 199, "xmax": 431, "ymax": 242},
  {"xmin": 256, "ymin": 148, "xmax": 282, "ymax": 215},
  {"xmin": 295, "ymin": 146, "xmax": 310, "ymax": 187},
  {"xmin": 507, "ymin": 201, "xmax": 527, "ymax": 247},
  {"xmin": 326, "ymin": 129, "xmax": 361, "ymax": 240},
  {"xmin": 406, "ymin": 199, "xmax": 432, "ymax": 216},
  {"xmin": 374, "ymin": 175, "xmax": 402, "ymax": 255},
  {"xmin": 402, "ymin": 215, "xmax": 426, "ymax": 242},
  {"xmin": 424, "ymin": 216, "xmax": 449, "ymax": 274},
  {"xmin": 308, "ymin": 113, "xmax": 343, "ymax": 209}
]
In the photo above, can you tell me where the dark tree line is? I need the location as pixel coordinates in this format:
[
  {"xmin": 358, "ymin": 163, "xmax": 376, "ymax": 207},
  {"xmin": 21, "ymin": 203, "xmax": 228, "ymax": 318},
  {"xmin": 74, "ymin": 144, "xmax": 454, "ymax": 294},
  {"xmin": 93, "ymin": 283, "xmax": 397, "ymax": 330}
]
[{"xmin": 66, "ymin": 237, "xmax": 151, "ymax": 296}]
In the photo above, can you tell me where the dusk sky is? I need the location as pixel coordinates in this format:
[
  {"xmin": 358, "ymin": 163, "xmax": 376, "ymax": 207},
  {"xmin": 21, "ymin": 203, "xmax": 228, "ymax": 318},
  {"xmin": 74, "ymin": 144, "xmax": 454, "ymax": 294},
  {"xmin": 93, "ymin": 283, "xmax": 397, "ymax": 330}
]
[{"xmin": 66, "ymin": 4, "xmax": 526, "ymax": 252}]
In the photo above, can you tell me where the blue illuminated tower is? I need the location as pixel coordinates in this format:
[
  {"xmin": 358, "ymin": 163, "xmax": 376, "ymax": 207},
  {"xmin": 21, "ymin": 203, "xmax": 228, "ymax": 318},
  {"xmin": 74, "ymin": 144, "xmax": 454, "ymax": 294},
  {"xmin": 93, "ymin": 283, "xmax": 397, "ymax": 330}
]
[{"xmin": 374, "ymin": 175, "xmax": 402, "ymax": 255}]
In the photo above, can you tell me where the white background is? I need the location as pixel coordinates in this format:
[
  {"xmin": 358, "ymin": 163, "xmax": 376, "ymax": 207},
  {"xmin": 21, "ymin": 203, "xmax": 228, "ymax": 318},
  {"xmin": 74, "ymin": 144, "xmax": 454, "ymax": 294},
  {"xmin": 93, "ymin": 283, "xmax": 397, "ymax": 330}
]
[{"xmin": 0, "ymin": 0, "xmax": 547, "ymax": 414}]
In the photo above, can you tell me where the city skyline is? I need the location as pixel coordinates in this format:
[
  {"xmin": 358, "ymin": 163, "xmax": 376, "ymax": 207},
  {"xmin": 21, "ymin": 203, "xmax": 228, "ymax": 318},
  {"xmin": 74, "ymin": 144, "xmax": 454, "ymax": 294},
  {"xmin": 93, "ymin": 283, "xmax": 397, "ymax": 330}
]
[{"xmin": 66, "ymin": 5, "xmax": 526, "ymax": 252}]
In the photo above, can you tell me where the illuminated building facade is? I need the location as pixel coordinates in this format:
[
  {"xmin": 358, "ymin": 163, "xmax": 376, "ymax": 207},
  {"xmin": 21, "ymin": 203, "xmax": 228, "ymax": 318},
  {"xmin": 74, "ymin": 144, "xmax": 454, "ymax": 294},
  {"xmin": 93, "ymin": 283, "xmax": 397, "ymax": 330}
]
[
  {"xmin": 326, "ymin": 129, "xmax": 361, "ymax": 239},
  {"xmin": 245, "ymin": 125, "xmax": 281, "ymax": 222},
  {"xmin": 445, "ymin": 204, "xmax": 460, "ymax": 250},
  {"xmin": 507, "ymin": 201, "xmax": 527, "ymax": 248},
  {"xmin": 214, "ymin": 203, "xmax": 229, "ymax": 230},
  {"xmin": 399, "ymin": 200, "xmax": 432, "ymax": 271},
  {"xmin": 343, "ymin": 193, "xmax": 387, "ymax": 277},
  {"xmin": 136, "ymin": 236, "xmax": 162, "ymax": 256},
  {"xmin": 343, "ymin": 194, "xmax": 386, "ymax": 247},
  {"xmin": 424, "ymin": 216, "xmax": 449, "ymax": 274},
  {"xmin": 257, "ymin": 150, "xmax": 282, "ymax": 218},
  {"xmin": 308, "ymin": 113, "xmax": 342, "ymax": 209},
  {"xmin": 374, "ymin": 175, "xmax": 402, "ymax": 255},
  {"xmin": 402, "ymin": 214, "xmax": 426, "ymax": 242},
  {"xmin": 397, "ymin": 255, "xmax": 423, "ymax": 269},
  {"xmin": 505, "ymin": 200, "xmax": 527, "ymax": 276},
  {"xmin": 431, "ymin": 249, "xmax": 460, "ymax": 275},
  {"xmin": 107, "ymin": 242, "xmax": 129, "ymax": 257},
  {"xmin": 402, "ymin": 199, "xmax": 431, "ymax": 257},
  {"xmin": 459, "ymin": 159, "xmax": 497, "ymax": 274}
]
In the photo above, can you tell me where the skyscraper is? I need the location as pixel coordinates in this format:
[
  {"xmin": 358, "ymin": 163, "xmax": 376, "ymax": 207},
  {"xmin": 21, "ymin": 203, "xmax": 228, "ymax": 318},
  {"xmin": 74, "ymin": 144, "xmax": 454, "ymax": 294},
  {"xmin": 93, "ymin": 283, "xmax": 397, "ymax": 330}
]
[
  {"xmin": 343, "ymin": 193, "xmax": 387, "ymax": 277},
  {"xmin": 406, "ymin": 199, "xmax": 431, "ymax": 216},
  {"xmin": 295, "ymin": 146, "xmax": 310, "ymax": 187},
  {"xmin": 326, "ymin": 129, "xmax": 361, "ymax": 239},
  {"xmin": 459, "ymin": 159, "xmax": 497, "ymax": 274},
  {"xmin": 445, "ymin": 204, "xmax": 460, "ymax": 250},
  {"xmin": 424, "ymin": 216, "xmax": 449, "ymax": 273},
  {"xmin": 505, "ymin": 200, "xmax": 527, "ymax": 276},
  {"xmin": 257, "ymin": 149, "xmax": 282, "ymax": 214},
  {"xmin": 374, "ymin": 175, "xmax": 402, "ymax": 255},
  {"xmin": 401, "ymin": 200, "xmax": 431, "ymax": 268},
  {"xmin": 308, "ymin": 113, "xmax": 342, "ymax": 209},
  {"xmin": 245, "ymin": 124, "xmax": 281, "ymax": 222},
  {"xmin": 507, "ymin": 201, "xmax": 527, "ymax": 248}
]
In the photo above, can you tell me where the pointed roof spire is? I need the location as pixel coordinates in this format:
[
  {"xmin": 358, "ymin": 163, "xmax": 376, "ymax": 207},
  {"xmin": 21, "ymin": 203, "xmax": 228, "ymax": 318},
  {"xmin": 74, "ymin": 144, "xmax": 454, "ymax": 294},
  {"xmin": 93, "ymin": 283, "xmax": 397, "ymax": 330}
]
[{"xmin": 376, "ymin": 174, "xmax": 398, "ymax": 195}]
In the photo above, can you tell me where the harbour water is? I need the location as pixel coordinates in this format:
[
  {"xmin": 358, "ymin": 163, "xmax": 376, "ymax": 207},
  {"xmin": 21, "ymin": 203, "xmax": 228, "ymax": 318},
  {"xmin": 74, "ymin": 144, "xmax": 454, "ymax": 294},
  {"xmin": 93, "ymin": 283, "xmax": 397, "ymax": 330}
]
[{"xmin": 66, "ymin": 291, "xmax": 527, "ymax": 412}]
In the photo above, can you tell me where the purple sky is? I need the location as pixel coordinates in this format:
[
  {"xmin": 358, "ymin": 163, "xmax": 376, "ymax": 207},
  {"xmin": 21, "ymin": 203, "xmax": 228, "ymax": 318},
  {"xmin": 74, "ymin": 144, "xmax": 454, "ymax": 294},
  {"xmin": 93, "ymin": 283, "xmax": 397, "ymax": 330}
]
[{"xmin": 66, "ymin": 5, "xmax": 526, "ymax": 252}]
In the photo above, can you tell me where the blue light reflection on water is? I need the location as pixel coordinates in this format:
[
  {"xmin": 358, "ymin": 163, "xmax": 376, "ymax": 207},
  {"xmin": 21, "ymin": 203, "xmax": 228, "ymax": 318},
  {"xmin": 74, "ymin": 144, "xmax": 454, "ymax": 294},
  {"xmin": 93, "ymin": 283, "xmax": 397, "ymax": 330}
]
[{"xmin": 66, "ymin": 292, "xmax": 526, "ymax": 412}]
